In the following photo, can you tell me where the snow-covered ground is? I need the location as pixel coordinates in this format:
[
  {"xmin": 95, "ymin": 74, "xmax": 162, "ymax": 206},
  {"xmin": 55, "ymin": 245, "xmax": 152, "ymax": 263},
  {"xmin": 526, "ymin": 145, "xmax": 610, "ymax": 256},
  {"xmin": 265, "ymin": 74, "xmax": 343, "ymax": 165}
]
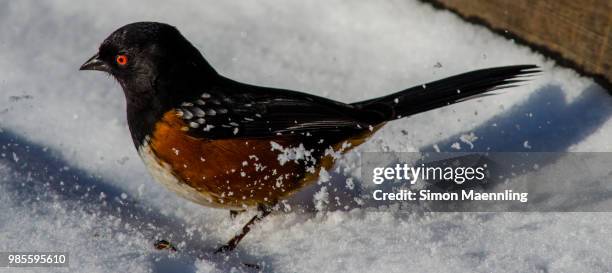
[{"xmin": 1, "ymin": 0, "xmax": 611, "ymax": 272}]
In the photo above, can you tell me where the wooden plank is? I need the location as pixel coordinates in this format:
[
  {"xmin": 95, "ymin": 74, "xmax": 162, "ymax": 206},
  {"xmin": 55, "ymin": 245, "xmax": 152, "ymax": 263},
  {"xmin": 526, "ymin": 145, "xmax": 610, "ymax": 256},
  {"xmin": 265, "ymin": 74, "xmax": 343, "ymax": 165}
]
[{"xmin": 428, "ymin": 0, "xmax": 612, "ymax": 86}]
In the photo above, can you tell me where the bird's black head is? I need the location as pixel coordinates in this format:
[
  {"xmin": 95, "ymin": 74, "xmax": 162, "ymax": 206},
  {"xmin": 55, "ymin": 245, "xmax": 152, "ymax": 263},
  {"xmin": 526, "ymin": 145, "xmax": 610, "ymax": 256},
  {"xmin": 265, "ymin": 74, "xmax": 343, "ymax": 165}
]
[
  {"xmin": 80, "ymin": 22, "xmax": 217, "ymax": 108},
  {"xmin": 81, "ymin": 22, "xmax": 218, "ymax": 145}
]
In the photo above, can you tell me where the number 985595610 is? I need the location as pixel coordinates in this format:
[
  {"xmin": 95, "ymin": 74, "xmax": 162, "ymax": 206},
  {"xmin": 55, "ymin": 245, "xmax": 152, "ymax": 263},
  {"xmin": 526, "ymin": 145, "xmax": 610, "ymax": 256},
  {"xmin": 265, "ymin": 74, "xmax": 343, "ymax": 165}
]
[{"xmin": 2, "ymin": 252, "xmax": 68, "ymax": 268}]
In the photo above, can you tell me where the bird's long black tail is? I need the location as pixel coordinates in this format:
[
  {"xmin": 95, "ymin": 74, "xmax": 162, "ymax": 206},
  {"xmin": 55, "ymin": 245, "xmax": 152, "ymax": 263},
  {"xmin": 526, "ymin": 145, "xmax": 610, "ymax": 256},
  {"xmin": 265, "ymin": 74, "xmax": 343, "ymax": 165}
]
[{"xmin": 352, "ymin": 65, "xmax": 539, "ymax": 122}]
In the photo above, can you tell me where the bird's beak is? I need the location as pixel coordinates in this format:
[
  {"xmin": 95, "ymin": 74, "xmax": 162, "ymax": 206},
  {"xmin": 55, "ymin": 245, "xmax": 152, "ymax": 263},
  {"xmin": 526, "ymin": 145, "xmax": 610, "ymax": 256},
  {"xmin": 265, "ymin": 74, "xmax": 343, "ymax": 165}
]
[{"xmin": 79, "ymin": 53, "xmax": 109, "ymax": 72}]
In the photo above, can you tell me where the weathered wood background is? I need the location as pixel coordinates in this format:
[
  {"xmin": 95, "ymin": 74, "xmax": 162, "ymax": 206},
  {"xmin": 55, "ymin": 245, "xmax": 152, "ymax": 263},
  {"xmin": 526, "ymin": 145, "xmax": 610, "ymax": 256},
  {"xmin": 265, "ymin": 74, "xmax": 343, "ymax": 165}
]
[{"xmin": 428, "ymin": 0, "xmax": 612, "ymax": 87}]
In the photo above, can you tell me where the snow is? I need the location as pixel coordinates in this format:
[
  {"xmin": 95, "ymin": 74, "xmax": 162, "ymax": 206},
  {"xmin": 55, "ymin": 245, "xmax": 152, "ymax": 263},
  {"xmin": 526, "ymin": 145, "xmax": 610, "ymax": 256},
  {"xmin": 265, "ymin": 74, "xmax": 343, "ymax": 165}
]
[{"xmin": 0, "ymin": 0, "xmax": 611, "ymax": 272}]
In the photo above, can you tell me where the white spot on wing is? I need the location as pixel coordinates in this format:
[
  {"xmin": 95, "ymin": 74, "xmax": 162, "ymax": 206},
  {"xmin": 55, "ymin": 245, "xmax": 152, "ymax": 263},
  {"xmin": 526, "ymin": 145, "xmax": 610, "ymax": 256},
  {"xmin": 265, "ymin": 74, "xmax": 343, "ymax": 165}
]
[
  {"xmin": 182, "ymin": 109, "xmax": 193, "ymax": 119},
  {"xmin": 192, "ymin": 107, "xmax": 205, "ymax": 117}
]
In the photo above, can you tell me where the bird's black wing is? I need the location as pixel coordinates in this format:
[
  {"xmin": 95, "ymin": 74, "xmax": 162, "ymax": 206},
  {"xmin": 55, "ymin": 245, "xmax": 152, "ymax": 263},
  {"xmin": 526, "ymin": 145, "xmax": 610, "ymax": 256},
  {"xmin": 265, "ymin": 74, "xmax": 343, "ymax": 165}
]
[{"xmin": 175, "ymin": 78, "xmax": 381, "ymax": 140}]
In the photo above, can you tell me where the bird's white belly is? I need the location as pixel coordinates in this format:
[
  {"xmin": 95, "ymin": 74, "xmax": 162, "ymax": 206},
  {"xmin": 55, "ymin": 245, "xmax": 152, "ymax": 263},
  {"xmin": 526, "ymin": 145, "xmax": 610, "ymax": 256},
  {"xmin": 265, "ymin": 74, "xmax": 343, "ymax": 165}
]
[{"xmin": 137, "ymin": 139, "xmax": 220, "ymax": 208}]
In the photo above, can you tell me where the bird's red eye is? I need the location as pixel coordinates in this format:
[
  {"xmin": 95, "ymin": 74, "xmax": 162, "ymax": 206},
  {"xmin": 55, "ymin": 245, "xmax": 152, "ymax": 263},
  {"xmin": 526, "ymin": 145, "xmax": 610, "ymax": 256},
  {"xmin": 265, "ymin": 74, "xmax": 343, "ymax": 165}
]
[{"xmin": 116, "ymin": 55, "xmax": 128, "ymax": 66}]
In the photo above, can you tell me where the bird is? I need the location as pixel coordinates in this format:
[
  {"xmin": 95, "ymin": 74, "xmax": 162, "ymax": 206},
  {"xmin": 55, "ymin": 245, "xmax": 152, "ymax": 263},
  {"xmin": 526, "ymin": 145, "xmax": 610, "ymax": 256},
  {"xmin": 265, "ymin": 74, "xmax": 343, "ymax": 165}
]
[{"xmin": 80, "ymin": 22, "xmax": 538, "ymax": 253}]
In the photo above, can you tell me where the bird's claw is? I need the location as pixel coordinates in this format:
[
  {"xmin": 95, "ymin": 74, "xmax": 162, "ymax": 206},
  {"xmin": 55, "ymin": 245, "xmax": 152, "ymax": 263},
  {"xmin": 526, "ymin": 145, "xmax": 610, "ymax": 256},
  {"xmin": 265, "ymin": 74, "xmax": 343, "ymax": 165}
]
[{"xmin": 154, "ymin": 239, "xmax": 177, "ymax": 252}]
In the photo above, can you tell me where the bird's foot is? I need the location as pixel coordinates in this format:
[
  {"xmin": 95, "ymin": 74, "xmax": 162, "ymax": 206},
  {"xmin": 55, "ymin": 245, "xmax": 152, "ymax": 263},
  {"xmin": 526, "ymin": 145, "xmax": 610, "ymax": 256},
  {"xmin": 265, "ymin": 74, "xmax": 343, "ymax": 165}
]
[
  {"xmin": 154, "ymin": 239, "xmax": 177, "ymax": 252},
  {"xmin": 214, "ymin": 243, "xmax": 235, "ymax": 254}
]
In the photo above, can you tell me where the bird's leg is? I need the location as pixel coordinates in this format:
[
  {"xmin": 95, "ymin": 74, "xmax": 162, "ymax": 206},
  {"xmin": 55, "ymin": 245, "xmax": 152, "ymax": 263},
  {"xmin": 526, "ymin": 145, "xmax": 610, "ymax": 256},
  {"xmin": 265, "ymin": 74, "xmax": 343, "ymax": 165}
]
[
  {"xmin": 215, "ymin": 204, "xmax": 273, "ymax": 253},
  {"xmin": 229, "ymin": 209, "xmax": 246, "ymax": 219}
]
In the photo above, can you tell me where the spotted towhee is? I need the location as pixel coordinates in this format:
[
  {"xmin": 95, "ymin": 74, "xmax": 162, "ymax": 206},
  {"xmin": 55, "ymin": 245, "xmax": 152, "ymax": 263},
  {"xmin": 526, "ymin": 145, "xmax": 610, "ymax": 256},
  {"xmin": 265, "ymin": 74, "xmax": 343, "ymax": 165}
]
[{"xmin": 80, "ymin": 22, "xmax": 537, "ymax": 252}]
